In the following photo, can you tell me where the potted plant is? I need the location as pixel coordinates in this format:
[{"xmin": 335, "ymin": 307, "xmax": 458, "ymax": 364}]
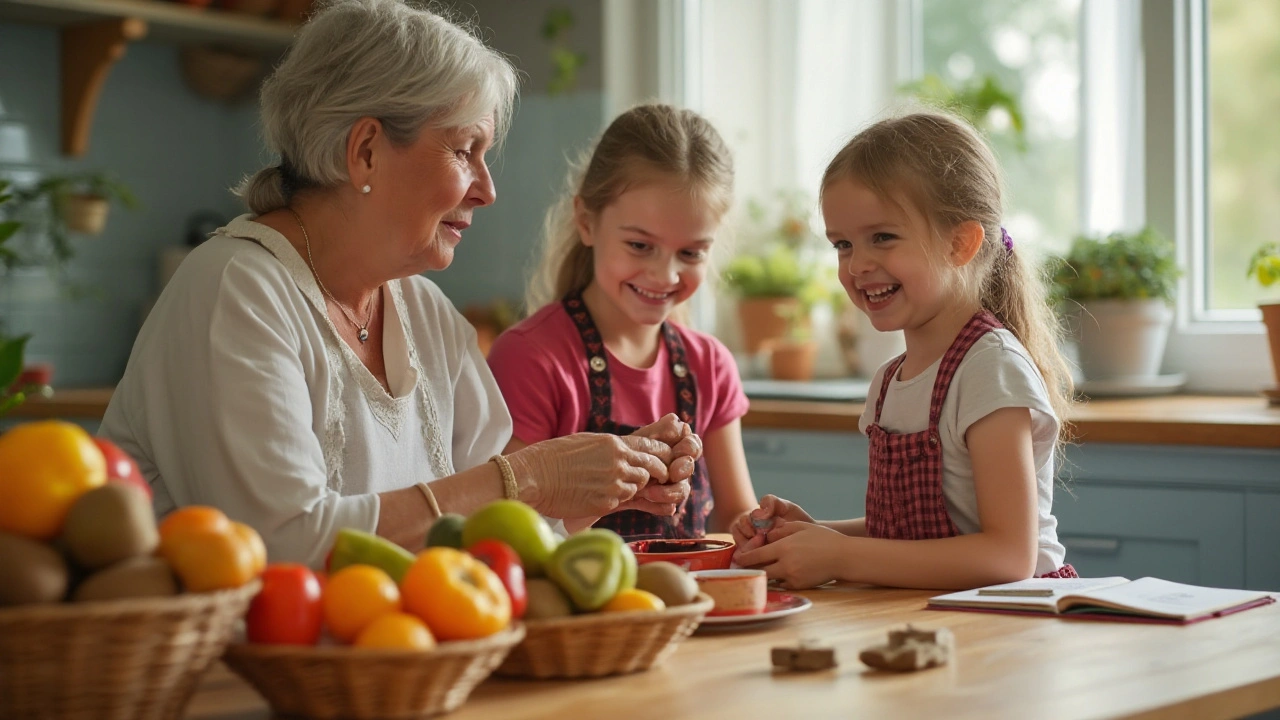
[
  {"xmin": 722, "ymin": 191, "xmax": 838, "ymax": 360},
  {"xmin": 4, "ymin": 171, "xmax": 139, "ymax": 272},
  {"xmin": 1048, "ymin": 226, "xmax": 1181, "ymax": 382},
  {"xmin": 1246, "ymin": 242, "xmax": 1280, "ymax": 395}
]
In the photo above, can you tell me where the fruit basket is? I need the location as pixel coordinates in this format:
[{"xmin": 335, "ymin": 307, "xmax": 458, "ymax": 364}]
[
  {"xmin": 222, "ymin": 623, "xmax": 526, "ymax": 720},
  {"xmin": 0, "ymin": 581, "xmax": 260, "ymax": 720},
  {"xmin": 497, "ymin": 592, "xmax": 714, "ymax": 679}
]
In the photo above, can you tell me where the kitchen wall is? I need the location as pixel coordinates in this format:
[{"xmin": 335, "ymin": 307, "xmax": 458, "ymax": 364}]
[{"xmin": 0, "ymin": 0, "xmax": 605, "ymax": 387}]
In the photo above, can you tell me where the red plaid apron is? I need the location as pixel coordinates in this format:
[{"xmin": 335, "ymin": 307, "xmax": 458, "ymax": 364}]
[
  {"xmin": 562, "ymin": 292, "xmax": 711, "ymax": 540},
  {"xmin": 864, "ymin": 311, "xmax": 1077, "ymax": 578}
]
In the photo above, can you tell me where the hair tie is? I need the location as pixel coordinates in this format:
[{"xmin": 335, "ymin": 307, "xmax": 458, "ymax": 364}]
[{"xmin": 999, "ymin": 226, "xmax": 1014, "ymax": 253}]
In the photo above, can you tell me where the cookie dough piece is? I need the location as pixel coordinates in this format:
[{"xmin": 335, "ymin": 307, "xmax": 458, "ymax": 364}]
[
  {"xmin": 858, "ymin": 625, "xmax": 953, "ymax": 672},
  {"xmin": 772, "ymin": 641, "xmax": 837, "ymax": 671}
]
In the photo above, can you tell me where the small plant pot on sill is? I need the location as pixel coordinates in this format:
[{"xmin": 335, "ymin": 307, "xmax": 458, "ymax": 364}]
[
  {"xmin": 769, "ymin": 340, "xmax": 818, "ymax": 381},
  {"xmin": 738, "ymin": 297, "xmax": 806, "ymax": 356},
  {"xmin": 61, "ymin": 194, "xmax": 110, "ymax": 235},
  {"xmin": 1261, "ymin": 302, "xmax": 1280, "ymax": 390},
  {"xmin": 1069, "ymin": 299, "xmax": 1173, "ymax": 380}
]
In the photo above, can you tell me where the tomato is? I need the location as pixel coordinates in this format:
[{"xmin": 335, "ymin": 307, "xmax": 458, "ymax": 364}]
[
  {"xmin": 246, "ymin": 563, "xmax": 324, "ymax": 645},
  {"xmin": 401, "ymin": 547, "xmax": 510, "ymax": 641},
  {"xmin": 92, "ymin": 437, "xmax": 151, "ymax": 501},
  {"xmin": 467, "ymin": 538, "xmax": 527, "ymax": 619},
  {"xmin": 322, "ymin": 564, "xmax": 401, "ymax": 643}
]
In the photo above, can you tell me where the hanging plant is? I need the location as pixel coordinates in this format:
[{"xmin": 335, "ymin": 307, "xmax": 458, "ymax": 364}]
[{"xmin": 542, "ymin": 7, "xmax": 587, "ymax": 95}]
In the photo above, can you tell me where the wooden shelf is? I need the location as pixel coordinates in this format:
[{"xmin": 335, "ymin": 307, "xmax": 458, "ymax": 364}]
[
  {"xmin": 0, "ymin": 0, "xmax": 297, "ymax": 51},
  {"xmin": 0, "ymin": 0, "xmax": 297, "ymax": 156}
]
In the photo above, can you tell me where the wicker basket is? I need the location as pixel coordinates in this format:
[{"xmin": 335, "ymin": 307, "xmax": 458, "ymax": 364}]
[
  {"xmin": 497, "ymin": 593, "xmax": 714, "ymax": 679},
  {"xmin": 0, "ymin": 581, "xmax": 260, "ymax": 720},
  {"xmin": 222, "ymin": 624, "xmax": 526, "ymax": 720}
]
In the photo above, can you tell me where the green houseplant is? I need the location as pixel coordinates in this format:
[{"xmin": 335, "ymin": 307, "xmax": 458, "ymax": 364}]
[
  {"xmin": 898, "ymin": 72, "xmax": 1028, "ymax": 152},
  {"xmin": 1048, "ymin": 227, "xmax": 1182, "ymax": 382},
  {"xmin": 3, "ymin": 171, "xmax": 139, "ymax": 272},
  {"xmin": 1246, "ymin": 242, "xmax": 1280, "ymax": 393},
  {"xmin": 721, "ymin": 192, "xmax": 839, "ymax": 370},
  {"xmin": 0, "ymin": 179, "xmax": 45, "ymax": 417}
]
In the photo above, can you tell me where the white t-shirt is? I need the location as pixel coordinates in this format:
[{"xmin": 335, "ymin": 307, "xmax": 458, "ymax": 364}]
[
  {"xmin": 857, "ymin": 329, "xmax": 1067, "ymax": 575},
  {"xmin": 101, "ymin": 215, "xmax": 512, "ymax": 567}
]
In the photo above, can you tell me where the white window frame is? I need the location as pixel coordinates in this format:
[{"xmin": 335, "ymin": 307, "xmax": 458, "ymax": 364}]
[{"xmin": 1144, "ymin": 0, "xmax": 1270, "ymax": 392}]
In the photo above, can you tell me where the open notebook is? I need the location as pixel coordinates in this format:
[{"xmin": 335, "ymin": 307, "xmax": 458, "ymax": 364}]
[{"xmin": 928, "ymin": 577, "xmax": 1276, "ymax": 624}]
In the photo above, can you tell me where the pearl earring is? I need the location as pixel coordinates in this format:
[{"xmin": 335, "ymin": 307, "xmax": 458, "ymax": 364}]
[{"xmin": 361, "ymin": 184, "xmax": 371, "ymax": 194}]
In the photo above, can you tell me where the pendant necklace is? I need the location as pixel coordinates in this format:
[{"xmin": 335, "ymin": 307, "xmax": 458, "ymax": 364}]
[{"xmin": 288, "ymin": 207, "xmax": 374, "ymax": 343}]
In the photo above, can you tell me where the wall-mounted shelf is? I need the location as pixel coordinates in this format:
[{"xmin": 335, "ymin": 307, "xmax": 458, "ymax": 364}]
[
  {"xmin": 0, "ymin": 0, "xmax": 297, "ymax": 156},
  {"xmin": 0, "ymin": 0, "xmax": 296, "ymax": 51}
]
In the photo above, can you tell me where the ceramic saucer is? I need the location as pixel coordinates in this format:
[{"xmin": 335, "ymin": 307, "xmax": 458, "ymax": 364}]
[{"xmin": 698, "ymin": 591, "xmax": 812, "ymax": 627}]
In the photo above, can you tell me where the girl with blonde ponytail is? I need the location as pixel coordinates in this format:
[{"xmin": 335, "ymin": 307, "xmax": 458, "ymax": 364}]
[
  {"xmin": 489, "ymin": 104, "xmax": 759, "ymax": 538},
  {"xmin": 733, "ymin": 110, "xmax": 1079, "ymax": 590}
]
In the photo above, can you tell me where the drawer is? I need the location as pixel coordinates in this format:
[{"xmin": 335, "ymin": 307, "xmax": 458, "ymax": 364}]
[{"xmin": 1053, "ymin": 484, "xmax": 1245, "ymax": 588}]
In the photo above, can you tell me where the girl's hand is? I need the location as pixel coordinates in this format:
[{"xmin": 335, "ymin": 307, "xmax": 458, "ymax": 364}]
[
  {"xmin": 732, "ymin": 521, "xmax": 844, "ymax": 589},
  {"xmin": 730, "ymin": 495, "xmax": 814, "ymax": 558}
]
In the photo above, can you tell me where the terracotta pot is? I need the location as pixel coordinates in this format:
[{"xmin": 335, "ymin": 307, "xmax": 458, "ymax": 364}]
[
  {"xmin": 737, "ymin": 297, "xmax": 806, "ymax": 355},
  {"xmin": 180, "ymin": 46, "xmax": 264, "ymax": 103},
  {"xmin": 62, "ymin": 195, "xmax": 109, "ymax": 235},
  {"xmin": 769, "ymin": 340, "xmax": 817, "ymax": 381},
  {"xmin": 274, "ymin": 0, "xmax": 315, "ymax": 22},
  {"xmin": 1261, "ymin": 302, "xmax": 1280, "ymax": 389}
]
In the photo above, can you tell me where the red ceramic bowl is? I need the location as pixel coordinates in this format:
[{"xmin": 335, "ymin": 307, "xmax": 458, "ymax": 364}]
[{"xmin": 627, "ymin": 538, "xmax": 734, "ymax": 572}]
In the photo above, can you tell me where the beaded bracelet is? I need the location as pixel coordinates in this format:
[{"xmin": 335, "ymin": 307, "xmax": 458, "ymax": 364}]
[{"xmin": 489, "ymin": 454, "xmax": 520, "ymax": 501}]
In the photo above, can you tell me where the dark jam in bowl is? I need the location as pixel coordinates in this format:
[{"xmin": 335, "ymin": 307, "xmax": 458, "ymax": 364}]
[{"xmin": 631, "ymin": 539, "xmax": 733, "ymax": 554}]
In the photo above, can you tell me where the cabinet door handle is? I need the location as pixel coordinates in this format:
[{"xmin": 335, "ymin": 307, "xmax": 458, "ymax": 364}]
[{"xmin": 1061, "ymin": 537, "xmax": 1121, "ymax": 555}]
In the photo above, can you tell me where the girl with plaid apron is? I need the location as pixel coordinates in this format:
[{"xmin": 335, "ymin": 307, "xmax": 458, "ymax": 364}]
[{"xmin": 731, "ymin": 111, "xmax": 1079, "ymax": 588}]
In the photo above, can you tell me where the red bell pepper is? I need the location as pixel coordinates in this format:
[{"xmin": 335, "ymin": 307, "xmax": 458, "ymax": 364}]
[{"xmin": 467, "ymin": 538, "xmax": 528, "ymax": 619}]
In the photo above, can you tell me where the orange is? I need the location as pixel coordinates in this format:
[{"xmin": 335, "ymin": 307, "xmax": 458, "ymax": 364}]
[
  {"xmin": 163, "ymin": 527, "xmax": 257, "ymax": 592},
  {"xmin": 230, "ymin": 521, "xmax": 267, "ymax": 576},
  {"xmin": 400, "ymin": 547, "xmax": 510, "ymax": 641},
  {"xmin": 158, "ymin": 506, "xmax": 230, "ymax": 544},
  {"xmin": 0, "ymin": 421, "xmax": 106, "ymax": 540},
  {"xmin": 354, "ymin": 612, "xmax": 436, "ymax": 650},
  {"xmin": 323, "ymin": 564, "xmax": 401, "ymax": 643},
  {"xmin": 602, "ymin": 589, "xmax": 666, "ymax": 613}
]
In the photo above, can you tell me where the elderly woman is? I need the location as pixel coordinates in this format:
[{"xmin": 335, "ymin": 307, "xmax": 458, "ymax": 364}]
[{"xmin": 101, "ymin": 0, "xmax": 698, "ymax": 567}]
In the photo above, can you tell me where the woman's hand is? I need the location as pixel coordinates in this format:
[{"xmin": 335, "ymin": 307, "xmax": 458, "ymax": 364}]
[
  {"xmin": 630, "ymin": 414, "xmax": 702, "ymax": 484},
  {"xmin": 732, "ymin": 521, "xmax": 845, "ymax": 589},
  {"xmin": 508, "ymin": 432, "xmax": 679, "ymax": 518}
]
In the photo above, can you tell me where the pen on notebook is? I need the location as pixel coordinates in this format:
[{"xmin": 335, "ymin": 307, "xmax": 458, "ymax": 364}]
[{"xmin": 977, "ymin": 588, "xmax": 1057, "ymax": 597}]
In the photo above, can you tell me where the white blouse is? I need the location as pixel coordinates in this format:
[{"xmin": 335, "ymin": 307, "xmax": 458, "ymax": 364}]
[{"xmin": 101, "ymin": 215, "xmax": 512, "ymax": 567}]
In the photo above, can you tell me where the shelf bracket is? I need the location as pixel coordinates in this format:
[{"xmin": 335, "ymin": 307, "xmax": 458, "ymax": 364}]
[{"xmin": 61, "ymin": 17, "xmax": 149, "ymax": 157}]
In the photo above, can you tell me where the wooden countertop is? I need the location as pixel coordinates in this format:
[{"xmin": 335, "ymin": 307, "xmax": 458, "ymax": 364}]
[
  {"xmin": 744, "ymin": 394, "xmax": 1280, "ymax": 449},
  {"xmin": 8, "ymin": 387, "xmax": 1280, "ymax": 449},
  {"xmin": 184, "ymin": 584, "xmax": 1280, "ymax": 720}
]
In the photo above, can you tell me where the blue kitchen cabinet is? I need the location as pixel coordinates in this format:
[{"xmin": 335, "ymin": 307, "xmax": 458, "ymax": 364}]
[
  {"xmin": 742, "ymin": 429, "xmax": 868, "ymax": 520},
  {"xmin": 742, "ymin": 428, "xmax": 1280, "ymax": 591}
]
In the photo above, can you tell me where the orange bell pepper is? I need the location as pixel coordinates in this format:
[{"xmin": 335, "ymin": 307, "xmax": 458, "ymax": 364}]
[{"xmin": 401, "ymin": 547, "xmax": 511, "ymax": 640}]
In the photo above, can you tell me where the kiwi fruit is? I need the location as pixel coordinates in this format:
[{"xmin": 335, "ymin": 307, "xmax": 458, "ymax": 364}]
[
  {"xmin": 0, "ymin": 532, "xmax": 69, "ymax": 606},
  {"xmin": 61, "ymin": 483, "xmax": 158, "ymax": 570},
  {"xmin": 524, "ymin": 577, "xmax": 573, "ymax": 619},
  {"xmin": 636, "ymin": 561, "xmax": 698, "ymax": 607},
  {"xmin": 73, "ymin": 556, "xmax": 179, "ymax": 602}
]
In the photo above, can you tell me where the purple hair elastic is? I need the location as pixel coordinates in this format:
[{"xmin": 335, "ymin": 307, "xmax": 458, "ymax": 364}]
[{"xmin": 1000, "ymin": 226, "xmax": 1014, "ymax": 253}]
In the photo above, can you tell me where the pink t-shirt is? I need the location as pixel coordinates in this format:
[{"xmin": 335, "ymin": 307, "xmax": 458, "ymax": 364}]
[{"xmin": 487, "ymin": 302, "xmax": 749, "ymax": 444}]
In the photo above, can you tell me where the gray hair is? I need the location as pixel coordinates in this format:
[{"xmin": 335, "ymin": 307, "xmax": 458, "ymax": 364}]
[{"xmin": 235, "ymin": 0, "xmax": 518, "ymax": 214}]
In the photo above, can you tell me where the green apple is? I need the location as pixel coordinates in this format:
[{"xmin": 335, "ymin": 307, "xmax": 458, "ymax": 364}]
[{"xmin": 461, "ymin": 500, "xmax": 559, "ymax": 577}]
